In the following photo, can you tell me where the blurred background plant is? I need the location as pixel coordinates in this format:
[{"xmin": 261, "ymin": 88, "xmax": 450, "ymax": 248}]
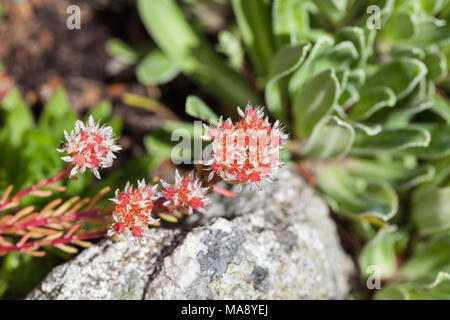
[{"xmin": 1, "ymin": 0, "xmax": 450, "ymax": 299}]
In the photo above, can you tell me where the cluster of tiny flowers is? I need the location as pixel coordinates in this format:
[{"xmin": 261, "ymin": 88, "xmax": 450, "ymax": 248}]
[
  {"xmin": 58, "ymin": 115, "xmax": 121, "ymax": 179},
  {"xmin": 202, "ymin": 103, "xmax": 288, "ymax": 190},
  {"xmin": 108, "ymin": 179, "xmax": 159, "ymax": 241},
  {"xmin": 160, "ymin": 170, "xmax": 210, "ymax": 215}
]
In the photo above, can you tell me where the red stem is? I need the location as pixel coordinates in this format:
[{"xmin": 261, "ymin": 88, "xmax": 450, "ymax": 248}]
[
  {"xmin": 0, "ymin": 167, "xmax": 71, "ymax": 211},
  {"xmin": 0, "ymin": 210, "xmax": 104, "ymax": 233},
  {"xmin": 0, "ymin": 230, "xmax": 106, "ymax": 253},
  {"xmin": 212, "ymin": 185, "xmax": 236, "ymax": 198}
]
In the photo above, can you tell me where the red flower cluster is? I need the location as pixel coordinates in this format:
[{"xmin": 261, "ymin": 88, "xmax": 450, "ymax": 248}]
[
  {"xmin": 203, "ymin": 103, "xmax": 288, "ymax": 190},
  {"xmin": 58, "ymin": 116, "xmax": 121, "ymax": 179},
  {"xmin": 108, "ymin": 180, "xmax": 159, "ymax": 241},
  {"xmin": 160, "ymin": 170, "xmax": 210, "ymax": 215}
]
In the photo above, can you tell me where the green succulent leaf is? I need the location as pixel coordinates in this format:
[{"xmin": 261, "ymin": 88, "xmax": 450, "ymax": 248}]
[
  {"xmin": 348, "ymin": 86, "xmax": 396, "ymax": 121},
  {"xmin": 363, "ymin": 57, "xmax": 427, "ymax": 100},
  {"xmin": 265, "ymin": 43, "xmax": 311, "ymax": 120},
  {"xmin": 136, "ymin": 49, "xmax": 180, "ymax": 85},
  {"xmin": 346, "ymin": 157, "xmax": 435, "ymax": 191},
  {"xmin": 289, "ymin": 35, "xmax": 335, "ymax": 96},
  {"xmin": 412, "ymin": 187, "xmax": 450, "ymax": 235},
  {"xmin": 424, "ymin": 50, "xmax": 448, "ymax": 82},
  {"xmin": 380, "ymin": 11, "xmax": 417, "ymax": 43},
  {"xmin": 293, "ymin": 68, "xmax": 340, "ymax": 138},
  {"xmin": 272, "ymin": 0, "xmax": 310, "ymax": 45},
  {"xmin": 336, "ymin": 26, "xmax": 367, "ymax": 67},
  {"xmin": 374, "ymin": 271, "xmax": 450, "ymax": 300},
  {"xmin": 301, "ymin": 115, "xmax": 354, "ymax": 159},
  {"xmin": 317, "ymin": 165, "xmax": 398, "ymax": 222},
  {"xmin": 399, "ymin": 233, "xmax": 450, "ymax": 281},
  {"xmin": 185, "ymin": 95, "xmax": 219, "ymax": 125},
  {"xmin": 401, "ymin": 125, "xmax": 450, "ymax": 159},
  {"xmin": 359, "ymin": 226, "xmax": 403, "ymax": 281},
  {"xmin": 311, "ymin": 0, "xmax": 348, "ymax": 26},
  {"xmin": 352, "ymin": 127, "xmax": 431, "ymax": 155},
  {"xmin": 430, "ymin": 95, "xmax": 450, "ymax": 123}
]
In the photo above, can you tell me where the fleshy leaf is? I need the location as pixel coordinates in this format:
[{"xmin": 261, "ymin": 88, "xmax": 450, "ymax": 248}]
[
  {"xmin": 348, "ymin": 87, "xmax": 396, "ymax": 121},
  {"xmin": 272, "ymin": 0, "xmax": 310, "ymax": 45},
  {"xmin": 346, "ymin": 157, "xmax": 435, "ymax": 191},
  {"xmin": 317, "ymin": 165, "xmax": 398, "ymax": 222},
  {"xmin": 359, "ymin": 226, "xmax": 402, "ymax": 280},
  {"xmin": 363, "ymin": 57, "xmax": 427, "ymax": 100},
  {"xmin": 412, "ymin": 187, "xmax": 450, "ymax": 235},
  {"xmin": 185, "ymin": 95, "xmax": 219, "ymax": 125},
  {"xmin": 374, "ymin": 272, "xmax": 450, "ymax": 300},
  {"xmin": 136, "ymin": 49, "xmax": 180, "ymax": 85},
  {"xmin": 293, "ymin": 68, "xmax": 340, "ymax": 138},
  {"xmin": 352, "ymin": 127, "xmax": 431, "ymax": 155},
  {"xmin": 265, "ymin": 43, "xmax": 311, "ymax": 120},
  {"xmin": 301, "ymin": 115, "xmax": 354, "ymax": 159}
]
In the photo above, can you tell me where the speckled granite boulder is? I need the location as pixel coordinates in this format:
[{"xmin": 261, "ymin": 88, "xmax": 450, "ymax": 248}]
[{"xmin": 27, "ymin": 169, "xmax": 354, "ymax": 300}]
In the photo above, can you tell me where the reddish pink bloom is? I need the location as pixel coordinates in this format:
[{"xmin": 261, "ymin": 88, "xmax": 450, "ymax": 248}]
[
  {"xmin": 160, "ymin": 170, "xmax": 210, "ymax": 215},
  {"xmin": 203, "ymin": 103, "xmax": 288, "ymax": 191},
  {"xmin": 58, "ymin": 115, "xmax": 121, "ymax": 179},
  {"xmin": 108, "ymin": 179, "xmax": 159, "ymax": 241}
]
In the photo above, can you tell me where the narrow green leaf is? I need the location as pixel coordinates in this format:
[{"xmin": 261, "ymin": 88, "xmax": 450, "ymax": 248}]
[
  {"xmin": 137, "ymin": 0, "xmax": 261, "ymax": 112},
  {"xmin": 231, "ymin": 0, "xmax": 276, "ymax": 77}
]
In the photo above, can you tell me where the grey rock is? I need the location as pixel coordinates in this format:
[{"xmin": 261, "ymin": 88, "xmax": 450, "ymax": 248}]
[{"xmin": 27, "ymin": 169, "xmax": 354, "ymax": 300}]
